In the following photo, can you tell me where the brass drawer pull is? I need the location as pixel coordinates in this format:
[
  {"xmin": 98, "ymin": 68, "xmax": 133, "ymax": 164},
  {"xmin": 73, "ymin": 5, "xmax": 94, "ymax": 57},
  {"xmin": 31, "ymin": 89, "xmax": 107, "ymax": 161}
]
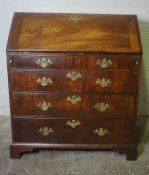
[
  {"xmin": 36, "ymin": 58, "xmax": 52, "ymax": 68},
  {"xmin": 97, "ymin": 58, "xmax": 112, "ymax": 69},
  {"xmin": 94, "ymin": 128, "xmax": 108, "ymax": 137},
  {"xmin": 66, "ymin": 120, "xmax": 81, "ymax": 128},
  {"xmin": 96, "ymin": 78, "xmax": 111, "ymax": 88},
  {"xmin": 67, "ymin": 95, "xmax": 81, "ymax": 104},
  {"xmin": 37, "ymin": 77, "xmax": 53, "ymax": 87},
  {"xmin": 95, "ymin": 102, "xmax": 110, "ymax": 112},
  {"xmin": 39, "ymin": 127, "xmax": 53, "ymax": 136},
  {"xmin": 66, "ymin": 71, "xmax": 82, "ymax": 81},
  {"xmin": 37, "ymin": 101, "xmax": 53, "ymax": 111}
]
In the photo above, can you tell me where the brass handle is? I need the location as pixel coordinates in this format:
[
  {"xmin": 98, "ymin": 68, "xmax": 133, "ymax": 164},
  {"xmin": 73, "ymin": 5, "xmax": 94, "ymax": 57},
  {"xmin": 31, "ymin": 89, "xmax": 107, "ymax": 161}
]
[
  {"xmin": 97, "ymin": 58, "xmax": 112, "ymax": 69},
  {"xmin": 36, "ymin": 77, "xmax": 53, "ymax": 87},
  {"xmin": 96, "ymin": 78, "xmax": 111, "ymax": 88},
  {"xmin": 66, "ymin": 120, "xmax": 81, "ymax": 128},
  {"xmin": 67, "ymin": 95, "xmax": 81, "ymax": 104},
  {"xmin": 94, "ymin": 128, "xmax": 108, "ymax": 137},
  {"xmin": 36, "ymin": 58, "xmax": 52, "ymax": 68},
  {"xmin": 70, "ymin": 15, "xmax": 83, "ymax": 22},
  {"xmin": 39, "ymin": 127, "xmax": 53, "ymax": 136},
  {"xmin": 66, "ymin": 71, "xmax": 82, "ymax": 81},
  {"xmin": 37, "ymin": 101, "xmax": 53, "ymax": 111},
  {"xmin": 95, "ymin": 102, "xmax": 110, "ymax": 112}
]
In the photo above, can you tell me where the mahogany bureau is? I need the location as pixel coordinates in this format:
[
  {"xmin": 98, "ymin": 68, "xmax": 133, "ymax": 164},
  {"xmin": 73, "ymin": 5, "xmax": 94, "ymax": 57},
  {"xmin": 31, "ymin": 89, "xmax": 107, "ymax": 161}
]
[{"xmin": 6, "ymin": 13, "xmax": 142, "ymax": 160}]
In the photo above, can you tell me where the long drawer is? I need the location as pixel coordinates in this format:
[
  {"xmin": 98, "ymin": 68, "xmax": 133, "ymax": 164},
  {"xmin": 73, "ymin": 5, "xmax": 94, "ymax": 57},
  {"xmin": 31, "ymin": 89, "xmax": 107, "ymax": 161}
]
[
  {"xmin": 11, "ymin": 93, "xmax": 135, "ymax": 118},
  {"xmin": 10, "ymin": 69, "xmax": 137, "ymax": 93},
  {"xmin": 13, "ymin": 118, "xmax": 134, "ymax": 144}
]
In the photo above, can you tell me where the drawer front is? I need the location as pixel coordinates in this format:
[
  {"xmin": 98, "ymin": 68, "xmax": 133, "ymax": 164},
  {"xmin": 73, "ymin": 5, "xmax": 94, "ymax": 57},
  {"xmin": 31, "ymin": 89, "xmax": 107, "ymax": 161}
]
[
  {"xmin": 11, "ymin": 54, "xmax": 73, "ymax": 69},
  {"xmin": 10, "ymin": 69, "xmax": 86, "ymax": 92},
  {"xmin": 10, "ymin": 69, "xmax": 137, "ymax": 93},
  {"xmin": 11, "ymin": 93, "xmax": 135, "ymax": 118},
  {"xmin": 13, "ymin": 118, "xmax": 134, "ymax": 144},
  {"xmin": 74, "ymin": 54, "xmax": 139, "ymax": 70},
  {"xmin": 87, "ymin": 70, "xmax": 137, "ymax": 93}
]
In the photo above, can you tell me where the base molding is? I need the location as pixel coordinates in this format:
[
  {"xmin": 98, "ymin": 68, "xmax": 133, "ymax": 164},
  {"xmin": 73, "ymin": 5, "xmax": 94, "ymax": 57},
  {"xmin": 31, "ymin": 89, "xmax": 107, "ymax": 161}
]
[{"xmin": 10, "ymin": 143, "xmax": 137, "ymax": 160}]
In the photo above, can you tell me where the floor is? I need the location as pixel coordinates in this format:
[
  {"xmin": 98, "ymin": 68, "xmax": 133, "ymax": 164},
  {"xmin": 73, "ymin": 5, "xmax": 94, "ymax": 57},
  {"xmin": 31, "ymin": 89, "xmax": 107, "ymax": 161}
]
[{"xmin": 0, "ymin": 116, "xmax": 149, "ymax": 175}]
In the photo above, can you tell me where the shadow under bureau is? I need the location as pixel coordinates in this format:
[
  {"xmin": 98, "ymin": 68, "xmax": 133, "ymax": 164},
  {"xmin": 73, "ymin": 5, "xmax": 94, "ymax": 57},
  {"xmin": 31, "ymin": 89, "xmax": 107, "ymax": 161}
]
[{"xmin": 6, "ymin": 13, "xmax": 142, "ymax": 160}]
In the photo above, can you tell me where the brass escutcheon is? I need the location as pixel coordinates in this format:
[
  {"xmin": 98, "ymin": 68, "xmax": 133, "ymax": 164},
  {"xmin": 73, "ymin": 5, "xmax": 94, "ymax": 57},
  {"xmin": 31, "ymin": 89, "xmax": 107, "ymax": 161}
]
[
  {"xmin": 39, "ymin": 127, "xmax": 53, "ymax": 136},
  {"xmin": 96, "ymin": 78, "xmax": 111, "ymax": 88},
  {"xmin": 70, "ymin": 15, "xmax": 83, "ymax": 22},
  {"xmin": 36, "ymin": 77, "xmax": 53, "ymax": 87},
  {"xmin": 67, "ymin": 95, "xmax": 81, "ymax": 105},
  {"xmin": 66, "ymin": 120, "xmax": 81, "ymax": 128},
  {"xmin": 94, "ymin": 128, "xmax": 108, "ymax": 137},
  {"xmin": 66, "ymin": 71, "xmax": 82, "ymax": 81},
  {"xmin": 97, "ymin": 58, "xmax": 112, "ymax": 69},
  {"xmin": 95, "ymin": 102, "xmax": 110, "ymax": 112},
  {"xmin": 36, "ymin": 58, "xmax": 52, "ymax": 68},
  {"xmin": 37, "ymin": 101, "xmax": 53, "ymax": 111}
]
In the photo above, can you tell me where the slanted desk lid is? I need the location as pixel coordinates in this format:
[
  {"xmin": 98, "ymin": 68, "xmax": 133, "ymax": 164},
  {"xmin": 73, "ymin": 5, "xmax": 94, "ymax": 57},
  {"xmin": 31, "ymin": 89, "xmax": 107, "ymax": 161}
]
[{"xmin": 7, "ymin": 13, "xmax": 142, "ymax": 54}]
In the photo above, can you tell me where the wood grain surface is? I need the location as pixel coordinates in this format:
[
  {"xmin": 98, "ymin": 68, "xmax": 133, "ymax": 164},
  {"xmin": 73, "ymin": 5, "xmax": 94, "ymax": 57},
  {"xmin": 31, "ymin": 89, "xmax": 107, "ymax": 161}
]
[
  {"xmin": 7, "ymin": 13, "xmax": 142, "ymax": 53},
  {"xmin": 13, "ymin": 118, "xmax": 134, "ymax": 144},
  {"xmin": 10, "ymin": 69, "xmax": 138, "ymax": 93},
  {"xmin": 11, "ymin": 93, "xmax": 135, "ymax": 118}
]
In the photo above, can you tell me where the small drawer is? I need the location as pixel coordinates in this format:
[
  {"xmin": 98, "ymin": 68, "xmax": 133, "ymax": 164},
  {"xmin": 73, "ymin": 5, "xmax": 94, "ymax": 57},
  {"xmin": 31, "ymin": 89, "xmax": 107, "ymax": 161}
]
[
  {"xmin": 74, "ymin": 54, "xmax": 140, "ymax": 70},
  {"xmin": 13, "ymin": 118, "xmax": 134, "ymax": 144},
  {"xmin": 11, "ymin": 93, "xmax": 135, "ymax": 119},
  {"xmin": 9, "ymin": 53, "xmax": 73, "ymax": 69},
  {"xmin": 10, "ymin": 69, "xmax": 137, "ymax": 94}
]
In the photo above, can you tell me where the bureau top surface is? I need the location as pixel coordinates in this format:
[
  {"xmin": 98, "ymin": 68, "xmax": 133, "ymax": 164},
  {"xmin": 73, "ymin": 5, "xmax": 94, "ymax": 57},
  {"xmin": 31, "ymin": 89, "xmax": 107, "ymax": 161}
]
[{"xmin": 7, "ymin": 13, "xmax": 142, "ymax": 53}]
